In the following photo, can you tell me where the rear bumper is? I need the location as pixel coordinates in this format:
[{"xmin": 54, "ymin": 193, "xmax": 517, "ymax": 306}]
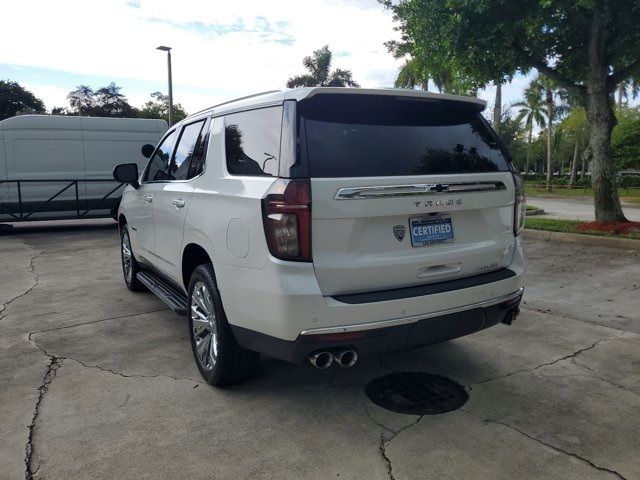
[
  {"xmin": 230, "ymin": 287, "xmax": 523, "ymax": 363},
  {"xmin": 216, "ymin": 237, "xmax": 525, "ymax": 357}
]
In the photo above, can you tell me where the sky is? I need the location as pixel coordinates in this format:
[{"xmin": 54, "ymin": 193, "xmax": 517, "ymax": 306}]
[{"xmin": 0, "ymin": 0, "xmax": 534, "ymax": 115}]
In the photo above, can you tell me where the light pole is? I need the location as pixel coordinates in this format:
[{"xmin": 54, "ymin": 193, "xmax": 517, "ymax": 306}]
[{"xmin": 156, "ymin": 45, "xmax": 173, "ymax": 126}]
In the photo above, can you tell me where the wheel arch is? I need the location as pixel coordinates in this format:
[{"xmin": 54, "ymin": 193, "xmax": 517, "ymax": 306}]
[
  {"xmin": 182, "ymin": 243, "xmax": 215, "ymax": 291},
  {"xmin": 118, "ymin": 213, "xmax": 127, "ymax": 230}
]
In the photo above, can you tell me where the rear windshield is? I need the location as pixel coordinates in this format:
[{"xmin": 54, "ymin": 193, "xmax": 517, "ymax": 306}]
[{"xmin": 300, "ymin": 94, "xmax": 510, "ymax": 178}]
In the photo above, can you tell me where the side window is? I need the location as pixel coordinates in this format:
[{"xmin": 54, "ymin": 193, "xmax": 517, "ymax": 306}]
[
  {"xmin": 224, "ymin": 106, "xmax": 282, "ymax": 177},
  {"xmin": 188, "ymin": 118, "xmax": 211, "ymax": 179},
  {"xmin": 144, "ymin": 129, "xmax": 177, "ymax": 182},
  {"xmin": 171, "ymin": 119, "xmax": 206, "ymax": 180}
]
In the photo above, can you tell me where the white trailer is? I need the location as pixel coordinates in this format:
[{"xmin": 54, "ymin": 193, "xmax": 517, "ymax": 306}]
[{"xmin": 0, "ymin": 115, "xmax": 167, "ymax": 221}]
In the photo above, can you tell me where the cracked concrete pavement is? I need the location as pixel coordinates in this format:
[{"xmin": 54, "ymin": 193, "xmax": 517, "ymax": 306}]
[{"xmin": 1, "ymin": 220, "xmax": 639, "ymax": 480}]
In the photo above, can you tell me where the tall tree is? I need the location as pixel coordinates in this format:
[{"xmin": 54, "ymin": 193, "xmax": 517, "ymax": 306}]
[
  {"xmin": 67, "ymin": 85, "xmax": 94, "ymax": 116},
  {"xmin": 513, "ymin": 89, "xmax": 546, "ymax": 175},
  {"xmin": 560, "ymin": 108, "xmax": 589, "ymax": 186},
  {"xmin": 140, "ymin": 91, "xmax": 187, "ymax": 123},
  {"xmin": 67, "ymin": 83, "xmax": 138, "ymax": 118},
  {"xmin": 287, "ymin": 46, "xmax": 359, "ymax": 88},
  {"xmin": 530, "ymin": 76, "xmax": 559, "ymax": 189},
  {"xmin": 0, "ymin": 80, "xmax": 46, "ymax": 120},
  {"xmin": 381, "ymin": 0, "xmax": 640, "ymax": 222},
  {"xmin": 496, "ymin": 109, "xmax": 529, "ymax": 173}
]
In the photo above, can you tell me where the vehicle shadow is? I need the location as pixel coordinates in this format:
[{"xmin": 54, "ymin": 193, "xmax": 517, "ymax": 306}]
[
  {"xmin": 231, "ymin": 340, "xmax": 484, "ymax": 394},
  {"xmin": 0, "ymin": 219, "xmax": 117, "ymax": 236}
]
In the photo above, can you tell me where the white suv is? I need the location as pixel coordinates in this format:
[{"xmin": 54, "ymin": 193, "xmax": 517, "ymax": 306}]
[{"xmin": 113, "ymin": 88, "xmax": 525, "ymax": 386}]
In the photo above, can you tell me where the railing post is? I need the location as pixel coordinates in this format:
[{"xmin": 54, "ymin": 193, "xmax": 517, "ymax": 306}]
[
  {"xmin": 17, "ymin": 181, "xmax": 23, "ymax": 219},
  {"xmin": 74, "ymin": 181, "xmax": 80, "ymax": 218}
]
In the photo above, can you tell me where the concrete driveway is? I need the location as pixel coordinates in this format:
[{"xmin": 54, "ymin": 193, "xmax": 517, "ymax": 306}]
[
  {"xmin": 527, "ymin": 195, "xmax": 640, "ymax": 221},
  {"xmin": 1, "ymin": 220, "xmax": 639, "ymax": 480}
]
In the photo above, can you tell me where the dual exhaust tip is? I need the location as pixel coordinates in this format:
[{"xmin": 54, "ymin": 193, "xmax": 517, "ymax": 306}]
[{"xmin": 309, "ymin": 349, "xmax": 358, "ymax": 369}]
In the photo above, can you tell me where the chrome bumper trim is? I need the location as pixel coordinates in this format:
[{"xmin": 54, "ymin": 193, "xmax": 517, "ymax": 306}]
[{"xmin": 300, "ymin": 287, "xmax": 524, "ymax": 336}]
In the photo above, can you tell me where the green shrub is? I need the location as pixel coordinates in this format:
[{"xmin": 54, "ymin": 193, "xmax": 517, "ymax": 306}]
[
  {"xmin": 523, "ymin": 174, "xmax": 547, "ymax": 182},
  {"xmin": 618, "ymin": 175, "xmax": 640, "ymax": 188},
  {"xmin": 575, "ymin": 178, "xmax": 591, "ymax": 187},
  {"xmin": 553, "ymin": 177, "xmax": 568, "ymax": 185}
]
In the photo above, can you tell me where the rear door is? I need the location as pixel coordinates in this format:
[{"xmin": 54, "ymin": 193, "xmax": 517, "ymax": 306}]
[
  {"xmin": 301, "ymin": 94, "xmax": 517, "ymax": 296},
  {"xmin": 153, "ymin": 117, "xmax": 210, "ymax": 282}
]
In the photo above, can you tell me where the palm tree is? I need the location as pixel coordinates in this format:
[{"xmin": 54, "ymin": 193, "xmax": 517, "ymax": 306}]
[
  {"xmin": 527, "ymin": 76, "xmax": 558, "ymax": 189},
  {"xmin": 395, "ymin": 58, "xmax": 428, "ymax": 91},
  {"xmin": 287, "ymin": 46, "xmax": 359, "ymax": 88},
  {"xmin": 513, "ymin": 90, "xmax": 546, "ymax": 175},
  {"xmin": 617, "ymin": 77, "xmax": 639, "ymax": 110}
]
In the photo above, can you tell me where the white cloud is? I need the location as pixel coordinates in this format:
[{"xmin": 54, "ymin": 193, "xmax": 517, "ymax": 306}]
[
  {"xmin": 21, "ymin": 83, "xmax": 70, "ymax": 109},
  {"xmin": 0, "ymin": 0, "xmax": 403, "ymax": 111}
]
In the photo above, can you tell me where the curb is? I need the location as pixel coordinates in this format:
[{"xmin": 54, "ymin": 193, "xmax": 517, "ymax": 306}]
[
  {"xmin": 523, "ymin": 229, "xmax": 640, "ymax": 251},
  {"xmin": 525, "ymin": 208, "xmax": 545, "ymax": 216}
]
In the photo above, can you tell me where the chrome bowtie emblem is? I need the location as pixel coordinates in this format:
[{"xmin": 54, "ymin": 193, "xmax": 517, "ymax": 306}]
[{"xmin": 393, "ymin": 225, "xmax": 405, "ymax": 241}]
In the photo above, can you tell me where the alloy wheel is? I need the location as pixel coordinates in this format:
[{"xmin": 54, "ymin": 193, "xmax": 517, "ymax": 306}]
[
  {"xmin": 122, "ymin": 230, "xmax": 133, "ymax": 284},
  {"xmin": 190, "ymin": 281, "xmax": 218, "ymax": 371}
]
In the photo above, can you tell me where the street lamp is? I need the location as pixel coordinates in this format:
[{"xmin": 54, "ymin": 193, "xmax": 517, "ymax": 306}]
[{"xmin": 156, "ymin": 45, "xmax": 173, "ymax": 126}]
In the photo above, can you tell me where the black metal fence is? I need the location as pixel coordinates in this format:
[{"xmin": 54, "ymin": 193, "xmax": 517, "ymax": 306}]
[{"xmin": 0, "ymin": 179, "xmax": 125, "ymax": 221}]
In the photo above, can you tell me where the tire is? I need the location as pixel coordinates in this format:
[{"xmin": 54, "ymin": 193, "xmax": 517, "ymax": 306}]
[
  {"xmin": 187, "ymin": 263, "xmax": 260, "ymax": 386},
  {"xmin": 120, "ymin": 224, "xmax": 145, "ymax": 292}
]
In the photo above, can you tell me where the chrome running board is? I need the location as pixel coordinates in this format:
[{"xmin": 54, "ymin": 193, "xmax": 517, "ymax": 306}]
[{"xmin": 137, "ymin": 271, "xmax": 188, "ymax": 314}]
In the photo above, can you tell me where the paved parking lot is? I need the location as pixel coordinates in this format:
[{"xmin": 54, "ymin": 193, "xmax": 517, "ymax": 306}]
[
  {"xmin": 1, "ymin": 220, "xmax": 639, "ymax": 480},
  {"xmin": 527, "ymin": 196, "xmax": 640, "ymax": 222}
]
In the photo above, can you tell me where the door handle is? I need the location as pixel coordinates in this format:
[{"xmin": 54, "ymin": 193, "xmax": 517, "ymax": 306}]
[
  {"xmin": 172, "ymin": 198, "xmax": 185, "ymax": 208},
  {"xmin": 144, "ymin": 195, "xmax": 154, "ymax": 203}
]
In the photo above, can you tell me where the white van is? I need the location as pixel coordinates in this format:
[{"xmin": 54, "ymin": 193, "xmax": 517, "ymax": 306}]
[{"xmin": 0, "ymin": 115, "xmax": 166, "ymax": 221}]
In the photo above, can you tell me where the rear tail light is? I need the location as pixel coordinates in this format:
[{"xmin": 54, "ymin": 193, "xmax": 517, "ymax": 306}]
[
  {"xmin": 513, "ymin": 173, "xmax": 526, "ymax": 236},
  {"xmin": 262, "ymin": 179, "xmax": 312, "ymax": 261}
]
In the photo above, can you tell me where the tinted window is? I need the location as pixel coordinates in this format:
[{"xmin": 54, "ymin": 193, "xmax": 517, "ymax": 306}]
[
  {"xmin": 171, "ymin": 120, "xmax": 206, "ymax": 180},
  {"xmin": 300, "ymin": 95, "xmax": 510, "ymax": 178},
  {"xmin": 145, "ymin": 129, "xmax": 177, "ymax": 182},
  {"xmin": 188, "ymin": 118, "xmax": 211, "ymax": 179},
  {"xmin": 225, "ymin": 106, "xmax": 282, "ymax": 176}
]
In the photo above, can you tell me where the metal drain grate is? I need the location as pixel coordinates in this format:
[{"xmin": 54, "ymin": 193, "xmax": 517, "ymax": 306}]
[{"xmin": 365, "ymin": 372, "xmax": 468, "ymax": 415}]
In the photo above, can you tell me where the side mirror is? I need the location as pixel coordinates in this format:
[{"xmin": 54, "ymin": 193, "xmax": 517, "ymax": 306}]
[
  {"xmin": 141, "ymin": 143, "xmax": 155, "ymax": 158},
  {"xmin": 113, "ymin": 163, "xmax": 140, "ymax": 189}
]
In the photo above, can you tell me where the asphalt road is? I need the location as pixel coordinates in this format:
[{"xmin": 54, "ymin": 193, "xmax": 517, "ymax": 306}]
[
  {"xmin": 1, "ymin": 220, "xmax": 639, "ymax": 479},
  {"xmin": 528, "ymin": 195, "xmax": 640, "ymax": 221}
]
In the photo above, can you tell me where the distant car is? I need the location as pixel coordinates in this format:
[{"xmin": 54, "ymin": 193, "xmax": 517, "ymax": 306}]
[
  {"xmin": 114, "ymin": 88, "xmax": 526, "ymax": 386},
  {"xmin": 0, "ymin": 115, "xmax": 166, "ymax": 221}
]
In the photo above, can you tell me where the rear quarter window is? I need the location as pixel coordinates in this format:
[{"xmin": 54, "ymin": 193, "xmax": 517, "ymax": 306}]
[
  {"xmin": 224, "ymin": 106, "xmax": 282, "ymax": 177},
  {"xmin": 300, "ymin": 95, "xmax": 510, "ymax": 178}
]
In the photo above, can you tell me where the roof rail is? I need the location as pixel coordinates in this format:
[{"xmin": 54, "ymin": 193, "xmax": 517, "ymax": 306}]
[{"xmin": 189, "ymin": 90, "xmax": 281, "ymax": 117}]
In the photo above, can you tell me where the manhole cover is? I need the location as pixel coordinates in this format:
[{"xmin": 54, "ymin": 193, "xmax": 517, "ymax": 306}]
[{"xmin": 365, "ymin": 372, "xmax": 468, "ymax": 415}]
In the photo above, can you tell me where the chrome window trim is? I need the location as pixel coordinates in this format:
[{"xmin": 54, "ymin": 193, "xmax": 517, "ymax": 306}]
[
  {"xmin": 334, "ymin": 181, "xmax": 506, "ymax": 200},
  {"xmin": 299, "ymin": 287, "xmax": 524, "ymax": 336},
  {"xmin": 142, "ymin": 116, "xmax": 212, "ymax": 185}
]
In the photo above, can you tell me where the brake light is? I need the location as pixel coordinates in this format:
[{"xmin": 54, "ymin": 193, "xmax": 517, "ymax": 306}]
[
  {"xmin": 513, "ymin": 173, "xmax": 526, "ymax": 236},
  {"xmin": 262, "ymin": 179, "xmax": 312, "ymax": 261}
]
